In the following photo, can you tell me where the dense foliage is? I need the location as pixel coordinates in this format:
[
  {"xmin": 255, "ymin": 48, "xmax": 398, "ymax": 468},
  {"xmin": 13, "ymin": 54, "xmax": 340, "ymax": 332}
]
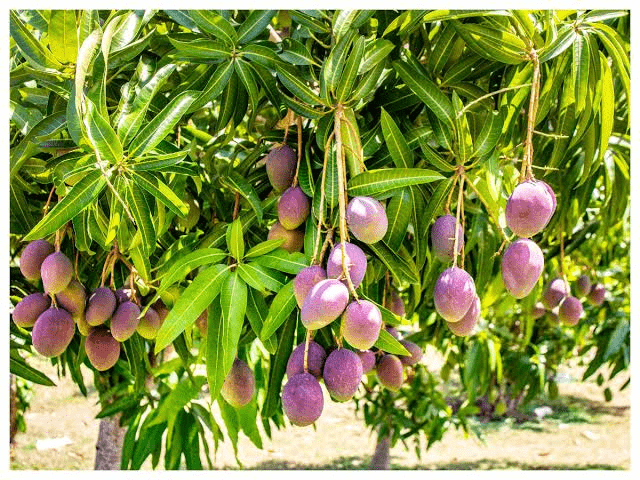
[{"xmin": 10, "ymin": 9, "xmax": 629, "ymax": 469}]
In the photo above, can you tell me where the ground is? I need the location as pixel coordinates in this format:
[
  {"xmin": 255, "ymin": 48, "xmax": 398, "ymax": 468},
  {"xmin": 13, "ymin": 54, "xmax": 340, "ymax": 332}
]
[{"xmin": 10, "ymin": 348, "xmax": 630, "ymax": 470}]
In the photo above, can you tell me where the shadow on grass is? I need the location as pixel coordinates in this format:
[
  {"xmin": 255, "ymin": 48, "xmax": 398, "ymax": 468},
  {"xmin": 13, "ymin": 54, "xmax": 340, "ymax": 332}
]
[{"xmin": 241, "ymin": 456, "xmax": 625, "ymax": 470}]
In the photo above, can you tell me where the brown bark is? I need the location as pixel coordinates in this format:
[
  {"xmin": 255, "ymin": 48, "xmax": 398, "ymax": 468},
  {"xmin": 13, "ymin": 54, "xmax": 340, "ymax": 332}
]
[
  {"xmin": 94, "ymin": 413, "xmax": 126, "ymax": 470},
  {"xmin": 369, "ymin": 432, "xmax": 391, "ymax": 470},
  {"xmin": 10, "ymin": 374, "xmax": 18, "ymax": 445}
]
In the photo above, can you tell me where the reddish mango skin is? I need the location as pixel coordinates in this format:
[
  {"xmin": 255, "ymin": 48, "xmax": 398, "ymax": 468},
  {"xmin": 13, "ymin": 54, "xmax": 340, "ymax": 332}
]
[
  {"xmin": 346, "ymin": 196, "xmax": 388, "ymax": 244},
  {"xmin": 86, "ymin": 287, "xmax": 117, "ymax": 327},
  {"xmin": 326, "ymin": 242, "xmax": 367, "ymax": 288},
  {"xmin": 433, "ymin": 267, "xmax": 477, "ymax": 322},
  {"xmin": 575, "ymin": 275, "xmax": 592, "ymax": 298},
  {"xmin": 20, "ymin": 240, "xmax": 55, "ymax": 281},
  {"xmin": 399, "ymin": 340, "xmax": 423, "ymax": 366},
  {"xmin": 301, "ymin": 279, "xmax": 349, "ymax": 330},
  {"xmin": 587, "ymin": 283, "xmax": 606, "ymax": 306},
  {"xmin": 286, "ymin": 341, "xmax": 327, "ymax": 378},
  {"xmin": 357, "ymin": 350, "xmax": 377, "ymax": 374},
  {"xmin": 40, "ymin": 252, "xmax": 74, "ymax": 294},
  {"xmin": 501, "ymin": 239, "xmax": 544, "ymax": 299},
  {"xmin": 266, "ymin": 145, "xmax": 296, "ymax": 192},
  {"xmin": 376, "ymin": 354, "xmax": 404, "ymax": 391},
  {"xmin": 447, "ymin": 295, "xmax": 481, "ymax": 337},
  {"xmin": 56, "ymin": 279, "xmax": 86, "ymax": 316},
  {"xmin": 32, "ymin": 308, "xmax": 75, "ymax": 357},
  {"xmin": 136, "ymin": 307, "xmax": 162, "ymax": 339},
  {"xmin": 278, "ymin": 187, "xmax": 310, "ymax": 230},
  {"xmin": 110, "ymin": 301, "xmax": 141, "ymax": 342},
  {"xmin": 85, "ymin": 328, "xmax": 121, "ymax": 371},
  {"xmin": 115, "ymin": 288, "xmax": 133, "ymax": 304},
  {"xmin": 221, "ymin": 358, "xmax": 256, "ymax": 408},
  {"xmin": 542, "ymin": 278, "xmax": 569, "ymax": 309},
  {"xmin": 431, "ymin": 215, "xmax": 464, "ymax": 261},
  {"xmin": 282, "ymin": 373, "xmax": 324, "ymax": 427},
  {"xmin": 342, "ymin": 300, "xmax": 383, "ymax": 350},
  {"xmin": 267, "ymin": 221, "xmax": 304, "ymax": 253},
  {"xmin": 539, "ymin": 180, "xmax": 557, "ymax": 212},
  {"xmin": 323, "ymin": 349, "xmax": 363, "ymax": 402},
  {"xmin": 532, "ymin": 302, "xmax": 546, "ymax": 320},
  {"xmin": 13, "ymin": 293, "xmax": 51, "ymax": 328},
  {"xmin": 293, "ymin": 266, "xmax": 327, "ymax": 308},
  {"xmin": 388, "ymin": 291, "xmax": 405, "ymax": 317},
  {"xmin": 559, "ymin": 296, "xmax": 583, "ymax": 326},
  {"xmin": 505, "ymin": 180, "xmax": 556, "ymax": 238}
]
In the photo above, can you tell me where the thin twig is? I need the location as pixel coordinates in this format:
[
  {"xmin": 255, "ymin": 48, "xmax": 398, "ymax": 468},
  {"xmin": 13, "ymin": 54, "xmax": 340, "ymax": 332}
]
[
  {"xmin": 43, "ymin": 186, "xmax": 56, "ymax": 216},
  {"xmin": 317, "ymin": 228, "xmax": 334, "ymax": 266},
  {"xmin": 452, "ymin": 173, "xmax": 465, "ymax": 268},
  {"xmin": 310, "ymin": 132, "xmax": 335, "ymax": 265},
  {"xmin": 303, "ymin": 329, "xmax": 312, "ymax": 373},
  {"xmin": 520, "ymin": 46, "xmax": 541, "ymax": 182},
  {"xmin": 457, "ymin": 83, "xmax": 533, "ymax": 117},
  {"xmin": 292, "ymin": 116, "xmax": 303, "ymax": 188},
  {"xmin": 334, "ymin": 106, "xmax": 358, "ymax": 300},
  {"xmin": 232, "ymin": 192, "xmax": 240, "ymax": 220}
]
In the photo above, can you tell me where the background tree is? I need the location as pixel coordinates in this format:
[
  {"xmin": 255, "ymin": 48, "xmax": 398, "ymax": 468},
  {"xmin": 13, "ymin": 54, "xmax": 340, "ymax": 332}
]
[{"xmin": 9, "ymin": 9, "xmax": 629, "ymax": 470}]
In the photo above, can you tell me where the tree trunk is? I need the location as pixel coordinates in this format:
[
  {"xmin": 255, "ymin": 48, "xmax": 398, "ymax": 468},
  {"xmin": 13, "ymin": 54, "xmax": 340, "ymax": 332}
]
[
  {"xmin": 369, "ymin": 432, "xmax": 391, "ymax": 470},
  {"xmin": 9, "ymin": 374, "xmax": 18, "ymax": 446},
  {"xmin": 94, "ymin": 413, "xmax": 126, "ymax": 470}
]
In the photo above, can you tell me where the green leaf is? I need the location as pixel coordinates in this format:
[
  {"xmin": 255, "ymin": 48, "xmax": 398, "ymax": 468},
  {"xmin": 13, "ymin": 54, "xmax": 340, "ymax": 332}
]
[
  {"xmin": 155, "ymin": 264, "xmax": 230, "ymax": 353},
  {"xmin": 10, "ymin": 10, "xmax": 62, "ymax": 70},
  {"xmin": 206, "ymin": 273, "xmax": 248, "ymax": 400},
  {"xmin": 127, "ymin": 179, "xmax": 156, "ymax": 258},
  {"xmin": 260, "ymin": 281, "xmax": 297, "ymax": 340},
  {"xmin": 359, "ymin": 39, "xmax": 394, "ymax": 75},
  {"xmin": 539, "ymin": 25, "xmax": 577, "ymax": 63},
  {"xmin": 24, "ymin": 169, "xmax": 106, "ymax": 241},
  {"xmin": 393, "ymin": 60, "xmax": 455, "ymax": 129},
  {"xmin": 323, "ymin": 30, "xmax": 356, "ymax": 95},
  {"xmin": 454, "ymin": 22, "xmax": 528, "ymax": 64},
  {"xmin": 244, "ymin": 239, "xmax": 284, "ymax": 259},
  {"xmin": 251, "ymin": 249, "xmax": 308, "ymax": 275},
  {"xmin": 129, "ymin": 150, "xmax": 191, "ymax": 173},
  {"xmin": 148, "ymin": 376, "xmax": 207, "ymax": 428},
  {"xmin": 188, "ymin": 10, "xmax": 237, "ymax": 47},
  {"xmin": 9, "ymin": 354, "xmax": 56, "ymax": 386},
  {"xmin": 421, "ymin": 10, "xmax": 509, "ymax": 23},
  {"xmin": 85, "ymin": 101, "xmax": 123, "ymax": 165},
  {"xmin": 374, "ymin": 328, "xmax": 410, "ymax": 356},
  {"xmin": 384, "ymin": 189, "xmax": 412, "ymax": 250},
  {"xmin": 246, "ymin": 288, "xmax": 277, "ymax": 353},
  {"xmin": 598, "ymin": 52, "xmax": 615, "ymax": 164},
  {"xmin": 131, "ymin": 171, "xmax": 189, "ymax": 217},
  {"xmin": 10, "ymin": 180, "xmax": 36, "ymax": 235},
  {"xmin": 380, "ymin": 108, "xmax": 413, "ymax": 168},
  {"xmin": 237, "ymin": 10, "xmax": 276, "ymax": 44},
  {"xmin": 240, "ymin": 263, "xmax": 284, "ymax": 293},
  {"xmin": 116, "ymin": 64, "xmax": 177, "ymax": 145},
  {"xmin": 368, "ymin": 241, "xmax": 420, "ymax": 285},
  {"xmin": 263, "ymin": 312, "xmax": 297, "ymax": 417},
  {"xmin": 473, "ymin": 110, "xmax": 503, "ymax": 160},
  {"xmin": 48, "ymin": 10, "xmax": 78, "ymax": 64},
  {"xmin": 276, "ymin": 65, "xmax": 325, "ymax": 106},
  {"xmin": 226, "ymin": 219, "xmax": 245, "ymax": 261},
  {"xmin": 235, "ymin": 59, "xmax": 259, "ymax": 113},
  {"xmin": 168, "ymin": 36, "xmax": 231, "ymax": 62},
  {"xmin": 220, "ymin": 172, "xmax": 263, "ymax": 223},
  {"xmin": 572, "ymin": 33, "xmax": 590, "ymax": 112},
  {"xmin": 336, "ymin": 35, "xmax": 365, "ymax": 102},
  {"xmin": 128, "ymin": 91, "xmax": 197, "ymax": 158},
  {"xmin": 10, "ymin": 111, "xmax": 67, "ymax": 179},
  {"xmin": 348, "ymin": 168, "xmax": 444, "ymax": 198},
  {"xmin": 279, "ymin": 38, "xmax": 317, "ymax": 66},
  {"xmin": 188, "ymin": 60, "xmax": 235, "ymax": 113}
]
